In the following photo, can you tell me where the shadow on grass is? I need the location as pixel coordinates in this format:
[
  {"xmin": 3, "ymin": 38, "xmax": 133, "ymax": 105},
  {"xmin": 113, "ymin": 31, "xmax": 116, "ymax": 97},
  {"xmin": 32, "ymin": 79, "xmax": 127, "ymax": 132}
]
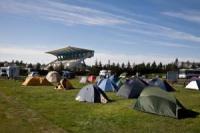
[{"xmin": 179, "ymin": 109, "xmax": 199, "ymax": 119}]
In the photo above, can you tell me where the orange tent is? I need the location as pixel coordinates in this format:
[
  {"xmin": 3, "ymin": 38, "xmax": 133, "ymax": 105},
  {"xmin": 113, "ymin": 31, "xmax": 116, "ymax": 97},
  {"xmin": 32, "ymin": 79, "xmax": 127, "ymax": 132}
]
[{"xmin": 22, "ymin": 76, "xmax": 52, "ymax": 86}]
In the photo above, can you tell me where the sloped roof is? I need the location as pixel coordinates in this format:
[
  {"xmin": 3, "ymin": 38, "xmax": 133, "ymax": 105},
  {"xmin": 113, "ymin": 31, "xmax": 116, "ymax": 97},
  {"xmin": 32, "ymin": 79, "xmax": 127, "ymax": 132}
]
[{"xmin": 46, "ymin": 46, "xmax": 94, "ymax": 56}]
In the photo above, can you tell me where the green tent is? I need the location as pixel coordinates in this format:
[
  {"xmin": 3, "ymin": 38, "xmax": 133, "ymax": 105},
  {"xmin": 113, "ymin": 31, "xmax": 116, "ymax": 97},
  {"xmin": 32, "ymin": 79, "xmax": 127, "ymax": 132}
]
[{"xmin": 134, "ymin": 87, "xmax": 185, "ymax": 119}]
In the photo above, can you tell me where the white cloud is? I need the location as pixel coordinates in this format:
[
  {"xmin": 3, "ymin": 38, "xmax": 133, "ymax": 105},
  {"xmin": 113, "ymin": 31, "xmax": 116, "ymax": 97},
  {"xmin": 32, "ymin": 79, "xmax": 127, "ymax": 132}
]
[
  {"xmin": 0, "ymin": 47, "xmax": 56, "ymax": 64},
  {"xmin": 1, "ymin": 0, "xmax": 200, "ymax": 45},
  {"xmin": 0, "ymin": 0, "xmax": 127, "ymax": 26},
  {"xmin": 163, "ymin": 11, "xmax": 200, "ymax": 23},
  {"xmin": 0, "ymin": 46, "xmax": 199, "ymax": 65}
]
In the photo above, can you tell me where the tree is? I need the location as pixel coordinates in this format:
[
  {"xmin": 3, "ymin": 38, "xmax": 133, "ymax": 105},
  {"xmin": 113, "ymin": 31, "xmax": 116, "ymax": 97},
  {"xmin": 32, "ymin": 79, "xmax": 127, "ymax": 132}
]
[
  {"xmin": 15, "ymin": 60, "xmax": 19, "ymax": 65},
  {"xmin": 116, "ymin": 63, "xmax": 120, "ymax": 68},
  {"xmin": 151, "ymin": 61, "xmax": 157, "ymax": 73},
  {"xmin": 174, "ymin": 58, "xmax": 179, "ymax": 67},
  {"xmin": 35, "ymin": 63, "xmax": 41, "ymax": 71},
  {"xmin": 157, "ymin": 62, "xmax": 163, "ymax": 73},
  {"xmin": 27, "ymin": 63, "xmax": 33, "ymax": 68},
  {"xmin": 19, "ymin": 60, "xmax": 23, "ymax": 66},
  {"xmin": 192, "ymin": 62, "xmax": 196, "ymax": 69},
  {"xmin": 99, "ymin": 61, "xmax": 102, "ymax": 68},
  {"xmin": 95, "ymin": 59, "xmax": 98, "ymax": 67},
  {"xmin": 146, "ymin": 63, "xmax": 151, "ymax": 73},
  {"xmin": 121, "ymin": 62, "xmax": 125, "ymax": 69},
  {"xmin": 127, "ymin": 61, "xmax": 131, "ymax": 69}
]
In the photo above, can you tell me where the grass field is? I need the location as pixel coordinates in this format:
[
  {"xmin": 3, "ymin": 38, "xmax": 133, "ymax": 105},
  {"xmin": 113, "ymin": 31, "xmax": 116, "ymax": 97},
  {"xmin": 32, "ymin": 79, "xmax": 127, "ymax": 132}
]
[{"xmin": 0, "ymin": 79, "xmax": 200, "ymax": 133}]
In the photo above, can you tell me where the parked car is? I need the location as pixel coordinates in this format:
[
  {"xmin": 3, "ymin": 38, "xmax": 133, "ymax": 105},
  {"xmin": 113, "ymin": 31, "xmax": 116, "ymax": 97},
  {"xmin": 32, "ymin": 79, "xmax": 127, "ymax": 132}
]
[
  {"xmin": 62, "ymin": 71, "xmax": 75, "ymax": 79},
  {"xmin": 28, "ymin": 71, "xmax": 39, "ymax": 77},
  {"xmin": 0, "ymin": 69, "xmax": 8, "ymax": 77}
]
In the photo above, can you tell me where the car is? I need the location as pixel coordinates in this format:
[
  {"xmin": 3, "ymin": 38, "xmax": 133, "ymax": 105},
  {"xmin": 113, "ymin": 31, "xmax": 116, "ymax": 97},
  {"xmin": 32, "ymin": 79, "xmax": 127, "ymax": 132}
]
[
  {"xmin": 62, "ymin": 71, "xmax": 75, "ymax": 79},
  {"xmin": 28, "ymin": 71, "xmax": 39, "ymax": 77},
  {"xmin": 0, "ymin": 70, "xmax": 8, "ymax": 77}
]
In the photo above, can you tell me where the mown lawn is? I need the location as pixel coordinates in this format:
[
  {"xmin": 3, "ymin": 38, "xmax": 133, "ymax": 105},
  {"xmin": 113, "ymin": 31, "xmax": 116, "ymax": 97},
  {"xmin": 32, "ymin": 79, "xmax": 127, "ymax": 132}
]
[{"xmin": 0, "ymin": 79, "xmax": 200, "ymax": 133}]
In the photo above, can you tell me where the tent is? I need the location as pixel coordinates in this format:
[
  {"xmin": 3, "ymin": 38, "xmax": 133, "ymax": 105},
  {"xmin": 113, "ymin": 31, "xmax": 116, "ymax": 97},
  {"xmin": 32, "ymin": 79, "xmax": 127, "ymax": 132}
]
[
  {"xmin": 40, "ymin": 77, "xmax": 52, "ymax": 86},
  {"xmin": 75, "ymin": 84, "xmax": 109, "ymax": 103},
  {"xmin": 55, "ymin": 78, "xmax": 74, "ymax": 90},
  {"xmin": 119, "ymin": 72, "xmax": 127, "ymax": 78},
  {"xmin": 116, "ymin": 78, "xmax": 126, "ymax": 88},
  {"xmin": 134, "ymin": 87, "xmax": 185, "ymax": 119},
  {"xmin": 95, "ymin": 76, "xmax": 102, "ymax": 83},
  {"xmin": 185, "ymin": 79, "xmax": 200, "ymax": 90},
  {"xmin": 80, "ymin": 76, "xmax": 88, "ymax": 84},
  {"xmin": 87, "ymin": 75, "xmax": 96, "ymax": 83},
  {"xmin": 46, "ymin": 71, "xmax": 61, "ymax": 84},
  {"xmin": 97, "ymin": 78, "xmax": 119, "ymax": 92},
  {"xmin": 109, "ymin": 75, "xmax": 118, "ymax": 83},
  {"xmin": 22, "ymin": 76, "xmax": 41, "ymax": 86},
  {"xmin": 149, "ymin": 78, "xmax": 175, "ymax": 92},
  {"xmin": 22, "ymin": 77, "xmax": 52, "ymax": 86},
  {"xmin": 117, "ymin": 78, "xmax": 148, "ymax": 98}
]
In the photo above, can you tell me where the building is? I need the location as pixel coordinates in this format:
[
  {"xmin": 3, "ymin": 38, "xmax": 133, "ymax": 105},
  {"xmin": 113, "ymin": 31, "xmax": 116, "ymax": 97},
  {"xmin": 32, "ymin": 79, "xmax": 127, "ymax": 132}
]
[{"xmin": 45, "ymin": 46, "xmax": 94, "ymax": 70}]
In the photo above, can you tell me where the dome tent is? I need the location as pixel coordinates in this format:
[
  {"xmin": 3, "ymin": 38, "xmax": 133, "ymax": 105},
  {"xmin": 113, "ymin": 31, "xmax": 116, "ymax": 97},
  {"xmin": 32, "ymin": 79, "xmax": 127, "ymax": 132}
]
[
  {"xmin": 75, "ymin": 84, "xmax": 109, "ymax": 103},
  {"xmin": 46, "ymin": 71, "xmax": 61, "ymax": 85},
  {"xmin": 109, "ymin": 75, "xmax": 118, "ymax": 83},
  {"xmin": 22, "ymin": 76, "xmax": 52, "ymax": 86},
  {"xmin": 117, "ymin": 78, "xmax": 148, "ymax": 99},
  {"xmin": 55, "ymin": 78, "xmax": 74, "ymax": 90},
  {"xmin": 185, "ymin": 79, "xmax": 200, "ymax": 90},
  {"xmin": 134, "ymin": 87, "xmax": 185, "ymax": 119},
  {"xmin": 149, "ymin": 78, "xmax": 175, "ymax": 92},
  {"xmin": 97, "ymin": 78, "xmax": 119, "ymax": 92},
  {"xmin": 116, "ymin": 78, "xmax": 126, "ymax": 88}
]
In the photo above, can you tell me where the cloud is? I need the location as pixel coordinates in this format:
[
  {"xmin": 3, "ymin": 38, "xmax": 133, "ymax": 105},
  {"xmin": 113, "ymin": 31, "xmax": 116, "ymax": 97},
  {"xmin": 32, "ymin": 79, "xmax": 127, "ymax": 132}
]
[
  {"xmin": 162, "ymin": 10, "xmax": 200, "ymax": 23},
  {"xmin": 0, "ymin": 46, "xmax": 199, "ymax": 65},
  {"xmin": 0, "ymin": 47, "xmax": 55, "ymax": 64},
  {"xmin": 0, "ymin": 0, "xmax": 127, "ymax": 26},
  {"xmin": 1, "ymin": 0, "xmax": 200, "ymax": 45}
]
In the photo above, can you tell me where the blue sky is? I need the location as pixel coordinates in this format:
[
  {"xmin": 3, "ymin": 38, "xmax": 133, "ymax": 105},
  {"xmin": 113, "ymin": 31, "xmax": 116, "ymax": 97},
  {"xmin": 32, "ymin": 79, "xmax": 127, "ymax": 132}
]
[{"xmin": 0, "ymin": 0, "xmax": 200, "ymax": 65}]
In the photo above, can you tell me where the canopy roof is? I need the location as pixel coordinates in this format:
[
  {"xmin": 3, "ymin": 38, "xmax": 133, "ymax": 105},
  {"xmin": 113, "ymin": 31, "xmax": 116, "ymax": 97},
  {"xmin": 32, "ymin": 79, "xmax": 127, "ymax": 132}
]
[{"xmin": 46, "ymin": 46, "xmax": 94, "ymax": 60}]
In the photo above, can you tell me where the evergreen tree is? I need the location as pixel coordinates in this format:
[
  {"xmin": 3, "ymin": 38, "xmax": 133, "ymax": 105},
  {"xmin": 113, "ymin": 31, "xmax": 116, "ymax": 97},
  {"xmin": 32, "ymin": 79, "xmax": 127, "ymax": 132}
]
[
  {"xmin": 151, "ymin": 61, "xmax": 157, "ymax": 73},
  {"xmin": 27, "ymin": 63, "xmax": 33, "ymax": 68},
  {"xmin": 95, "ymin": 59, "xmax": 98, "ymax": 67},
  {"xmin": 121, "ymin": 62, "xmax": 125, "ymax": 69},
  {"xmin": 35, "ymin": 63, "xmax": 41, "ymax": 71},
  {"xmin": 99, "ymin": 61, "xmax": 102, "ymax": 68},
  {"xmin": 127, "ymin": 61, "xmax": 131, "ymax": 69}
]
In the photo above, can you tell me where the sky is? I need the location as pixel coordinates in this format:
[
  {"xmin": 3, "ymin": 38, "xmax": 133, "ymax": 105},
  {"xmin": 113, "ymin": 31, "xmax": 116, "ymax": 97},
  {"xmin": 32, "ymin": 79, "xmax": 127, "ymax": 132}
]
[{"xmin": 0, "ymin": 0, "xmax": 200, "ymax": 65}]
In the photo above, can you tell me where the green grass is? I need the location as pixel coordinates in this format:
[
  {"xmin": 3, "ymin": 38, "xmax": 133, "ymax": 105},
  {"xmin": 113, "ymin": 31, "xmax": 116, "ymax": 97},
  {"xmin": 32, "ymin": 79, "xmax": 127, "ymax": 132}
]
[{"xmin": 0, "ymin": 79, "xmax": 200, "ymax": 133}]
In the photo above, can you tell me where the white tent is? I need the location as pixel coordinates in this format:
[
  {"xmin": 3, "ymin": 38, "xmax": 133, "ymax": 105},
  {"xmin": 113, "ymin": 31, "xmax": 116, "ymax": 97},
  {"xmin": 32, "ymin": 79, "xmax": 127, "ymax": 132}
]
[
  {"xmin": 80, "ymin": 76, "xmax": 87, "ymax": 84},
  {"xmin": 185, "ymin": 80, "xmax": 200, "ymax": 90},
  {"xmin": 46, "ymin": 71, "xmax": 61, "ymax": 85}
]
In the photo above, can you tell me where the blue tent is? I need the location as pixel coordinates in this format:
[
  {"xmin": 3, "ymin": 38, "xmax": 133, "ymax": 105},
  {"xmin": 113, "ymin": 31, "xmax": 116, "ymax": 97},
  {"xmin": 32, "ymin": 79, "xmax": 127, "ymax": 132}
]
[
  {"xmin": 97, "ymin": 78, "xmax": 119, "ymax": 92},
  {"xmin": 109, "ymin": 75, "xmax": 118, "ymax": 83},
  {"xmin": 149, "ymin": 78, "xmax": 175, "ymax": 92}
]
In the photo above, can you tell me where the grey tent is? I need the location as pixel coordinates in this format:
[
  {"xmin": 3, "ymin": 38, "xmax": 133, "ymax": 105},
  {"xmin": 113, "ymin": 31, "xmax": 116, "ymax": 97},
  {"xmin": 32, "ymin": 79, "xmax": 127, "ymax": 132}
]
[
  {"xmin": 149, "ymin": 78, "xmax": 175, "ymax": 92},
  {"xmin": 75, "ymin": 84, "xmax": 110, "ymax": 103},
  {"xmin": 117, "ymin": 78, "xmax": 148, "ymax": 98},
  {"xmin": 134, "ymin": 87, "xmax": 185, "ymax": 119}
]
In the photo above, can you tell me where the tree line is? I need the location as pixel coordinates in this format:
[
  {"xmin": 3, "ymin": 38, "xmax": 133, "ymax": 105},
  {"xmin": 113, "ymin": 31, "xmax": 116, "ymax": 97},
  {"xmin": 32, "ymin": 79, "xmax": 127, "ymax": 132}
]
[{"xmin": 88, "ymin": 59, "xmax": 180, "ymax": 76}]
